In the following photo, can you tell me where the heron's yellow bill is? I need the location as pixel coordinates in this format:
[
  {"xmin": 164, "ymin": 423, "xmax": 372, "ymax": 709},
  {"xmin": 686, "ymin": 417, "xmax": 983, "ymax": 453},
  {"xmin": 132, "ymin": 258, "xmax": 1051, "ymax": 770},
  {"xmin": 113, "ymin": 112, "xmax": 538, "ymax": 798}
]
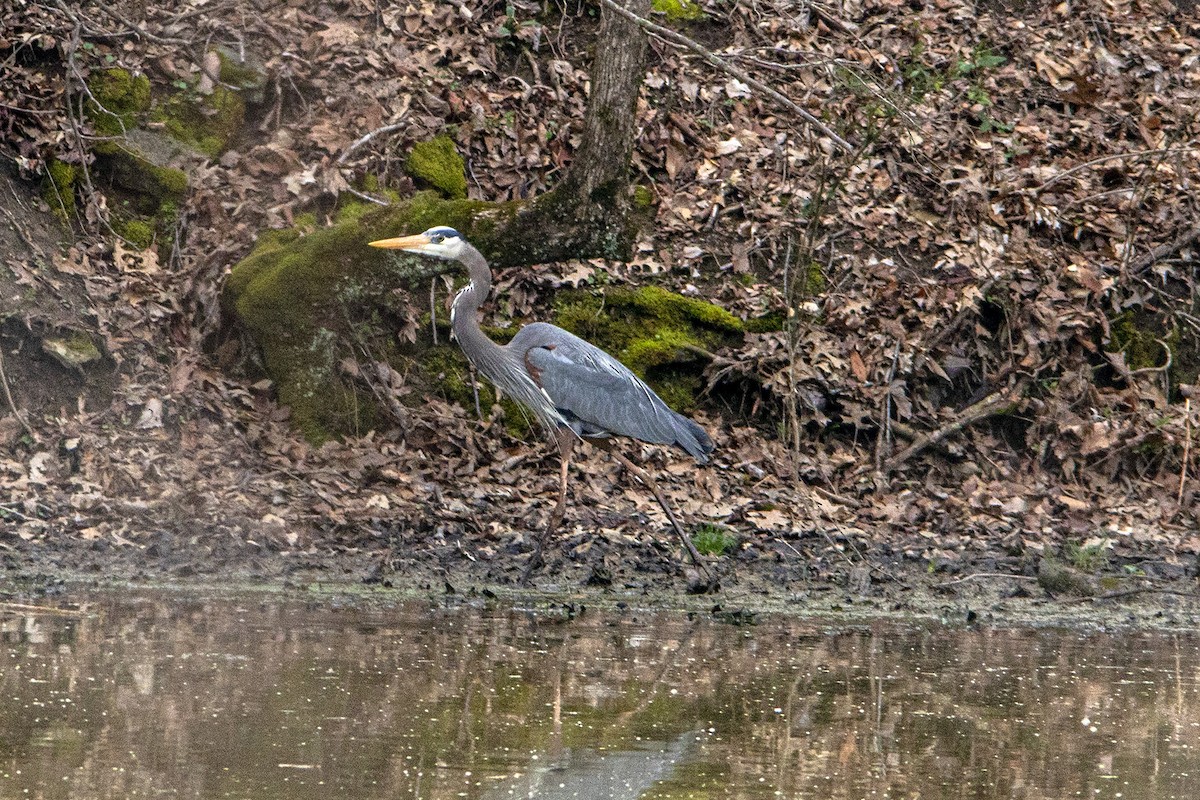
[{"xmin": 368, "ymin": 233, "xmax": 428, "ymax": 249}]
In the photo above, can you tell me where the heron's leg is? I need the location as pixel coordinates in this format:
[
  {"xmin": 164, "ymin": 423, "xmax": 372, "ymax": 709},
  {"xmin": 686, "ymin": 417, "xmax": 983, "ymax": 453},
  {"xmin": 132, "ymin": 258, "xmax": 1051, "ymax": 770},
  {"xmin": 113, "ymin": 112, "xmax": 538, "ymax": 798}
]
[
  {"xmin": 601, "ymin": 445, "xmax": 709, "ymax": 572},
  {"xmin": 522, "ymin": 427, "xmax": 575, "ymax": 584},
  {"xmin": 545, "ymin": 427, "xmax": 575, "ymax": 537}
]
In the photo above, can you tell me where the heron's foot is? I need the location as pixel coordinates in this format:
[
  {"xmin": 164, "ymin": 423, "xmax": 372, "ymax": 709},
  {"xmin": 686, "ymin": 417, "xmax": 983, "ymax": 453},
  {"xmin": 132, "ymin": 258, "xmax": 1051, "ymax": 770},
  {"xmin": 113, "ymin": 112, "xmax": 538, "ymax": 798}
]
[
  {"xmin": 519, "ymin": 538, "xmax": 545, "ymax": 586},
  {"xmin": 519, "ymin": 522, "xmax": 557, "ymax": 586}
]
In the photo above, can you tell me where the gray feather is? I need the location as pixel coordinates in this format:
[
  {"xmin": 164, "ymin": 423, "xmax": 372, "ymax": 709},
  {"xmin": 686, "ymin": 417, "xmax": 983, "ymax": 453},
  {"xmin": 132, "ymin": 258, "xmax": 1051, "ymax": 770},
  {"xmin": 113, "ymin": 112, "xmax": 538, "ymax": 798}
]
[{"xmin": 516, "ymin": 323, "xmax": 714, "ymax": 463}]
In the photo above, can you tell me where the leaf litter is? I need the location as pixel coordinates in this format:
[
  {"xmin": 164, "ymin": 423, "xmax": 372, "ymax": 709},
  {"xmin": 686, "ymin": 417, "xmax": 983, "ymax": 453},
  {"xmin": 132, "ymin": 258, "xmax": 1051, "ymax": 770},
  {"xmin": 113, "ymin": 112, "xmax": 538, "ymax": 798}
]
[{"xmin": 0, "ymin": 0, "xmax": 1198, "ymax": 612}]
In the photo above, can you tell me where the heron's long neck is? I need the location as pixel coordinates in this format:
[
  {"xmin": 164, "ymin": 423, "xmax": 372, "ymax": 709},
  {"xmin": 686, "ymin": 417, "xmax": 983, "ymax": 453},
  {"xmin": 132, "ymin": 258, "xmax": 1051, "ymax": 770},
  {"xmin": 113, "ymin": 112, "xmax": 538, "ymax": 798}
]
[{"xmin": 451, "ymin": 244, "xmax": 510, "ymax": 378}]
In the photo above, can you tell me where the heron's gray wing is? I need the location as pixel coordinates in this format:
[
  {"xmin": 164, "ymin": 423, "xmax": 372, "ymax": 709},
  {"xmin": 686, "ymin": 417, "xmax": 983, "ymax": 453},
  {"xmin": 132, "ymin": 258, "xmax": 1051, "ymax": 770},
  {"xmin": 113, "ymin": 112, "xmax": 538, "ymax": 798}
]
[{"xmin": 524, "ymin": 336, "xmax": 713, "ymax": 463}]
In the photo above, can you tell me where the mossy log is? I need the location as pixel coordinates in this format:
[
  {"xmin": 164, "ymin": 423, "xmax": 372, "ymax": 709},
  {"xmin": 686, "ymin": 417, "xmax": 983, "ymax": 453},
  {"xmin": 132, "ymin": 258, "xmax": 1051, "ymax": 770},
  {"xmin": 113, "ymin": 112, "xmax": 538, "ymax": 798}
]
[{"xmin": 223, "ymin": 190, "xmax": 727, "ymax": 443}]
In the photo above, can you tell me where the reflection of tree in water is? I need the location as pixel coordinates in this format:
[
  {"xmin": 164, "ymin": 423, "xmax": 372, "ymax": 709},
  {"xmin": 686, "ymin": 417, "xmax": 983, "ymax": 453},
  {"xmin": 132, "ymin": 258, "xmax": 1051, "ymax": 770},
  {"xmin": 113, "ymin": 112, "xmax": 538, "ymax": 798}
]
[{"xmin": 0, "ymin": 596, "xmax": 1198, "ymax": 800}]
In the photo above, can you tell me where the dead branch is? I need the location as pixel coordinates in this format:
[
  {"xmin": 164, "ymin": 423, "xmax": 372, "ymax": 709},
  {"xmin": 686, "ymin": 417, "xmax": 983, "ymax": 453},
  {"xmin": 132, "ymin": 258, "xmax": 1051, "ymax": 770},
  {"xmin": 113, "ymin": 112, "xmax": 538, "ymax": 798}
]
[
  {"xmin": 1129, "ymin": 223, "xmax": 1200, "ymax": 276},
  {"xmin": 0, "ymin": 347, "xmax": 35, "ymax": 440},
  {"xmin": 884, "ymin": 379, "xmax": 1029, "ymax": 473},
  {"xmin": 1063, "ymin": 586, "xmax": 1200, "ymax": 605},
  {"xmin": 935, "ymin": 572, "xmax": 1039, "ymax": 588},
  {"xmin": 1032, "ymin": 147, "xmax": 1194, "ymax": 193},
  {"xmin": 336, "ymin": 120, "xmax": 409, "ymax": 165},
  {"xmin": 1180, "ymin": 397, "xmax": 1193, "ymax": 506},
  {"xmin": 598, "ymin": 0, "xmax": 855, "ymax": 154}
]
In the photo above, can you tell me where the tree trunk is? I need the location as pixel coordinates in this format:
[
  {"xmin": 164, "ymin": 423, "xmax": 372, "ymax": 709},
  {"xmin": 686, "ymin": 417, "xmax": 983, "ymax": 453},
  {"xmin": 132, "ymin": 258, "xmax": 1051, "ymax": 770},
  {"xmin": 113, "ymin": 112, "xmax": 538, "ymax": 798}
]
[{"xmin": 515, "ymin": 0, "xmax": 652, "ymax": 262}]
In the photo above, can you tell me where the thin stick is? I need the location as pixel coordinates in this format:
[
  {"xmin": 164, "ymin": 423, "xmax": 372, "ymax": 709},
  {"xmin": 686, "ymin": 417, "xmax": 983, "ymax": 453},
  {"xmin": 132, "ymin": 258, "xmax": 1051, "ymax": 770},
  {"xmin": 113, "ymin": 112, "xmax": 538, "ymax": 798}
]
[
  {"xmin": 599, "ymin": 0, "xmax": 854, "ymax": 154},
  {"xmin": 0, "ymin": 347, "xmax": 34, "ymax": 439},
  {"xmin": 935, "ymin": 572, "xmax": 1039, "ymax": 588},
  {"xmin": 1180, "ymin": 397, "xmax": 1192, "ymax": 506},
  {"xmin": 336, "ymin": 121, "xmax": 408, "ymax": 165},
  {"xmin": 1032, "ymin": 147, "xmax": 1195, "ymax": 193},
  {"xmin": 1063, "ymin": 587, "xmax": 1200, "ymax": 605},
  {"xmin": 0, "ymin": 602, "xmax": 85, "ymax": 617},
  {"xmin": 429, "ymin": 278, "xmax": 439, "ymax": 346},
  {"xmin": 874, "ymin": 340, "xmax": 901, "ymax": 475},
  {"xmin": 1130, "ymin": 223, "xmax": 1200, "ymax": 276},
  {"xmin": 884, "ymin": 380, "xmax": 1028, "ymax": 473}
]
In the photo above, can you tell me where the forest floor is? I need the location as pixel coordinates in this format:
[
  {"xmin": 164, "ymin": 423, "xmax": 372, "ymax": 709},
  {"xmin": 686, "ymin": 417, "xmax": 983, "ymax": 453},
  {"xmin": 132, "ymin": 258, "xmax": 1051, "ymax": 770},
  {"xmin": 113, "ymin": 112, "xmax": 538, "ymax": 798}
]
[{"xmin": 1, "ymin": 0, "xmax": 1199, "ymax": 625}]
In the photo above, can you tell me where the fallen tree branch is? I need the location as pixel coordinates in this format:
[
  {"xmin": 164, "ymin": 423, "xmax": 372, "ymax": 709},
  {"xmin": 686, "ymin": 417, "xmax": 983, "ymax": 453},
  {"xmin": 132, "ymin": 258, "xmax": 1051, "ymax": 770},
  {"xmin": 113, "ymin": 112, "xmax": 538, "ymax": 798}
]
[
  {"xmin": 884, "ymin": 379, "xmax": 1029, "ymax": 473},
  {"xmin": 599, "ymin": 0, "xmax": 855, "ymax": 154},
  {"xmin": 1129, "ymin": 223, "xmax": 1200, "ymax": 276},
  {"xmin": 935, "ymin": 572, "xmax": 1039, "ymax": 589},
  {"xmin": 0, "ymin": 347, "xmax": 35, "ymax": 440},
  {"xmin": 1063, "ymin": 586, "xmax": 1200, "ymax": 605}
]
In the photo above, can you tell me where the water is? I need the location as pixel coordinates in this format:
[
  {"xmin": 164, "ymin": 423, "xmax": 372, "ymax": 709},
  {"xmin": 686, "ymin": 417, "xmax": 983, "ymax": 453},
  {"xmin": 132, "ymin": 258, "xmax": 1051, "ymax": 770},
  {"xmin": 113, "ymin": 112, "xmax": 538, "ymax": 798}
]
[{"xmin": 1, "ymin": 593, "xmax": 1198, "ymax": 799}]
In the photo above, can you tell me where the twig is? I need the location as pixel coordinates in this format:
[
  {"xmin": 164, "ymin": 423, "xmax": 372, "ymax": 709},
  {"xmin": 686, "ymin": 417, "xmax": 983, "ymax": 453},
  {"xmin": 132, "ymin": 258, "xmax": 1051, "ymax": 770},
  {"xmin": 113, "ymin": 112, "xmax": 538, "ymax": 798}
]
[
  {"xmin": 0, "ymin": 347, "xmax": 35, "ymax": 440},
  {"xmin": 335, "ymin": 119, "xmax": 410, "ymax": 205},
  {"xmin": 336, "ymin": 121, "xmax": 408, "ymax": 165},
  {"xmin": 1180, "ymin": 397, "xmax": 1192, "ymax": 506},
  {"xmin": 874, "ymin": 340, "xmax": 901, "ymax": 474},
  {"xmin": 1129, "ymin": 223, "xmax": 1200, "ymax": 276},
  {"xmin": 0, "ymin": 602, "xmax": 85, "ymax": 617},
  {"xmin": 1127, "ymin": 338, "xmax": 1173, "ymax": 376},
  {"xmin": 935, "ymin": 572, "xmax": 1039, "ymax": 589},
  {"xmin": 1063, "ymin": 587, "xmax": 1200, "ymax": 605},
  {"xmin": 1032, "ymin": 147, "xmax": 1194, "ymax": 193},
  {"xmin": 429, "ymin": 278, "xmax": 439, "ymax": 346},
  {"xmin": 884, "ymin": 379, "xmax": 1028, "ymax": 473},
  {"xmin": 599, "ymin": 0, "xmax": 855, "ymax": 154}
]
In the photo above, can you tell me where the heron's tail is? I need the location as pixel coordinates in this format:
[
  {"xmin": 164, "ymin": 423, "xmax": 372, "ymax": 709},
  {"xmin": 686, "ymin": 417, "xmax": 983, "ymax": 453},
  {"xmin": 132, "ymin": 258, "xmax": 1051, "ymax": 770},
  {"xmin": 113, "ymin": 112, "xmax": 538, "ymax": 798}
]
[{"xmin": 672, "ymin": 412, "xmax": 715, "ymax": 464}]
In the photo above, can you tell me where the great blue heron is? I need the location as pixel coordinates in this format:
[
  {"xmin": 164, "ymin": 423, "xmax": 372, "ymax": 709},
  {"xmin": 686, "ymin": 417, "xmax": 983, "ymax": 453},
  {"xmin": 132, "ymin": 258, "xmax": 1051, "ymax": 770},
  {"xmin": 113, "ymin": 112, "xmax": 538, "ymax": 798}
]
[{"xmin": 369, "ymin": 226, "xmax": 714, "ymax": 574}]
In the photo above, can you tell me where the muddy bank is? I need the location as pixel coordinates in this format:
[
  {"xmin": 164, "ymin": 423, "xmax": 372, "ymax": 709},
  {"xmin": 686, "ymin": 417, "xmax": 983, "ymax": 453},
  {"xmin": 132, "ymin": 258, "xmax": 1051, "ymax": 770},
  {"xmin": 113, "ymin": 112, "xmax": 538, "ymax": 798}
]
[{"xmin": 5, "ymin": 526, "xmax": 1199, "ymax": 631}]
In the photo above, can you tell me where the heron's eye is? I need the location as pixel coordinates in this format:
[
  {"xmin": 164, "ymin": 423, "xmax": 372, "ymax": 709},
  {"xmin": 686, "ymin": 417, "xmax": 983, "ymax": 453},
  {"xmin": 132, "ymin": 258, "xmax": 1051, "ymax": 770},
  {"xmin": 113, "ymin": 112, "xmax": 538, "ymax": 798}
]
[{"xmin": 431, "ymin": 234, "xmax": 444, "ymax": 244}]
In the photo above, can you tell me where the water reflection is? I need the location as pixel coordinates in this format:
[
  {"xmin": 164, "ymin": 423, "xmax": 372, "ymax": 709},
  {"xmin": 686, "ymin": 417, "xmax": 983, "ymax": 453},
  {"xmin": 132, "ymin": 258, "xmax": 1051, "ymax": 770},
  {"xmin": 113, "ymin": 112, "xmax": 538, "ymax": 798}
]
[{"xmin": 1, "ymin": 594, "xmax": 1197, "ymax": 800}]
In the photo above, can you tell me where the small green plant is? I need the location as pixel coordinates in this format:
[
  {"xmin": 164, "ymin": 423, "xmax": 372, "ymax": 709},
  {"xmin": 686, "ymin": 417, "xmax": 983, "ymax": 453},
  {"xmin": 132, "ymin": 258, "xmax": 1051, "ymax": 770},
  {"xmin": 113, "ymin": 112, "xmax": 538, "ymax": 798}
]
[
  {"xmin": 951, "ymin": 46, "xmax": 1007, "ymax": 78},
  {"xmin": 1064, "ymin": 540, "xmax": 1109, "ymax": 572},
  {"xmin": 978, "ymin": 111, "xmax": 1013, "ymax": 134},
  {"xmin": 691, "ymin": 524, "xmax": 737, "ymax": 557}
]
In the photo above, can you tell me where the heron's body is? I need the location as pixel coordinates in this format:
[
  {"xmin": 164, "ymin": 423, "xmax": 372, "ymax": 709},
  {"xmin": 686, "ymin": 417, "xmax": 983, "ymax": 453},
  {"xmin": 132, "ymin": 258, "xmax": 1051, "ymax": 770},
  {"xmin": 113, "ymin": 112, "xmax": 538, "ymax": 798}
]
[{"xmin": 369, "ymin": 226, "xmax": 714, "ymax": 576}]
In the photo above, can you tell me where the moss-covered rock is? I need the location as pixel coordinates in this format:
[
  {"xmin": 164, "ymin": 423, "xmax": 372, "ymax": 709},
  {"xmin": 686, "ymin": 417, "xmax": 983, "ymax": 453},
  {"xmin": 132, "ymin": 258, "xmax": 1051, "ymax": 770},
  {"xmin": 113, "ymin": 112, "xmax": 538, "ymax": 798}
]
[
  {"xmin": 92, "ymin": 129, "xmax": 189, "ymax": 210},
  {"xmin": 42, "ymin": 331, "xmax": 103, "ymax": 371},
  {"xmin": 406, "ymin": 135, "xmax": 468, "ymax": 199},
  {"xmin": 224, "ymin": 192, "xmax": 526, "ymax": 442},
  {"xmin": 115, "ymin": 217, "xmax": 155, "ymax": 249},
  {"xmin": 553, "ymin": 285, "xmax": 743, "ymax": 411},
  {"xmin": 653, "ymin": 0, "xmax": 705, "ymax": 21},
  {"xmin": 86, "ymin": 68, "xmax": 151, "ymax": 136},
  {"xmin": 41, "ymin": 159, "xmax": 77, "ymax": 219},
  {"xmin": 153, "ymin": 85, "xmax": 245, "ymax": 158},
  {"xmin": 215, "ymin": 48, "xmax": 268, "ymax": 104}
]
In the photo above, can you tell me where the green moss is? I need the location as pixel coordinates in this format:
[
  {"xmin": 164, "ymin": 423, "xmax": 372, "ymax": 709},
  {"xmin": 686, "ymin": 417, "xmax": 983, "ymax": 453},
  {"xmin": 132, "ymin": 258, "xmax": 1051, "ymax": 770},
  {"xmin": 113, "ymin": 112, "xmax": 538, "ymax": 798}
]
[
  {"xmin": 632, "ymin": 184, "xmax": 655, "ymax": 210},
  {"xmin": 406, "ymin": 135, "xmax": 467, "ymax": 199},
  {"xmin": 42, "ymin": 331, "xmax": 102, "ymax": 370},
  {"xmin": 623, "ymin": 327, "xmax": 698, "ymax": 375},
  {"xmin": 42, "ymin": 159, "xmax": 77, "ymax": 219},
  {"xmin": 802, "ymin": 260, "xmax": 826, "ymax": 295},
  {"xmin": 224, "ymin": 192, "xmax": 525, "ymax": 441},
  {"xmin": 153, "ymin": 85, "xmax": 245, "ymax": 157},
  {"xmin": 691, "ymin": 523, "xmax": 737, "ymax": 556},
  {"xmin": 116, "ymin": 218, "xmax": 155, "ymax": 248},
  {"xmin": 86, "ymin": 68, "xmax": 151, "ymax": 136},
  {"xmin": 553, "ymin": 285, "xmax": 742, "ymax": 411},
  {"xmin": 745, "ymin": 311, "xmax": 785, "ymax": 333},
  {"xmin": 101, "ymin": 149, "xmax": 188, "ymax": 202},
  {"xmin": 652, "ymin": 0, "xmax": 705, "ymax": 21},
  {"xmin": 1108, "ymin": 310, "xmax": 1188, "ymax": 390},
  {"xmin": 215, "ymin": 49, "xmax": 267, "ymax": 102}
]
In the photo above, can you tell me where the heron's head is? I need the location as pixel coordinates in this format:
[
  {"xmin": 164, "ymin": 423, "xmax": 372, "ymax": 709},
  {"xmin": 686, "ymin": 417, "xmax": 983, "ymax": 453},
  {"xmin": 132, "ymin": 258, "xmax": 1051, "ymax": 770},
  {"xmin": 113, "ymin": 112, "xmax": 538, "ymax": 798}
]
[{"xmin": 368, "ymin": 226, "xmax": 465, "ymax": 260}]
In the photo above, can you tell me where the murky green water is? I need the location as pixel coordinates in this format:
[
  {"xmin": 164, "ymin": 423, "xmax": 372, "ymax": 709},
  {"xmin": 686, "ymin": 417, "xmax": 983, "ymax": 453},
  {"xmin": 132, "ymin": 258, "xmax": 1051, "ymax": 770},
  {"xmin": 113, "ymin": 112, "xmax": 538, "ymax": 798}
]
[{"xmin": 1, "ymin": 593, "xmax": 1198, "ymax": 799}]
